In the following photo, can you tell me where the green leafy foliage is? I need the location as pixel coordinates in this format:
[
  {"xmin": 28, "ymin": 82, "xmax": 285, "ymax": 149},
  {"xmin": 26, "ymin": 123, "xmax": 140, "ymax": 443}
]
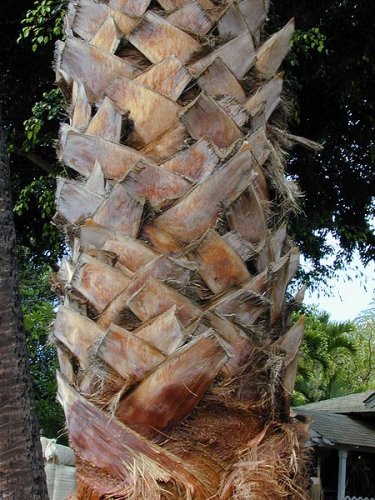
[
  {"xmin": 15, "ymin": 174, "xmax": 55, "ymax": 219},
  {"xmin": 340, "ymin": 304, "xmax": 375, "ymax": 393},
  {"xmin": 272, "ymin": 0, "xmax": 375, "ymax": 273},
  {"xmin": 13, "ymin": 174, "xmax": 63, "ymax": 264},
  {"xmin": 19, "ymin": 252, "xmax": 65, "ymax": 438},
  {"xmin": 289, "ymin": 28, "xmax": 327, "ymax": 66},
  {"xmin": 293, "ymin": 306, "xmax": 374, "ymax": 405},
  {"xmin": 23, "ymin": 88, "xmax": 64, "ymax": 152},
  {"xmin": 18, "ymin": 0, "xmax": 65, "ymax": 52}
]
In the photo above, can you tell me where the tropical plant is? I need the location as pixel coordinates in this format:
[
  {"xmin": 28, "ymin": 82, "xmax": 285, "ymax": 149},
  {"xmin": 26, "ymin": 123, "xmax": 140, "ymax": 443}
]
[
  {"xmin": 51, "ymin": 1, "xmax": 314, "ymax": 498},
  {"xmin": 292, "ymin": 307, "xmax": 375, "ymax": 405},
  {"xmin": 341, "ymin": 303, "xmax": 375, "ymax": 393}
]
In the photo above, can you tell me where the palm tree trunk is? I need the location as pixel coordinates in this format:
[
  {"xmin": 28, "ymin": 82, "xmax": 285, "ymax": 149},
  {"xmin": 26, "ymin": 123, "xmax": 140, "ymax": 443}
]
[
  {"xmin": 0, "ymin": 121, "xmax": 48, "ymax": 498},
  {"xmin": 53, "ymin": 1, "xmax": 311, "ymax": 497}
]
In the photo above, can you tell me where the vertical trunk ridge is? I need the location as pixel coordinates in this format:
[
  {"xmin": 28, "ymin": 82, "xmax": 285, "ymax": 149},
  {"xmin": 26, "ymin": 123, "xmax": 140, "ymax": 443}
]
[{"xmin": 53, "ymin": 1, "xmax": 310, "ymax": 498}]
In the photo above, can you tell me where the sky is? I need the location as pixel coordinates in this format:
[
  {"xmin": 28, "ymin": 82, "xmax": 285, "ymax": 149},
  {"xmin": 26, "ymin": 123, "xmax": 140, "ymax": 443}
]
[{"xmin": 303, "ymin": 248, "xmax": 374, "ymax": 322}]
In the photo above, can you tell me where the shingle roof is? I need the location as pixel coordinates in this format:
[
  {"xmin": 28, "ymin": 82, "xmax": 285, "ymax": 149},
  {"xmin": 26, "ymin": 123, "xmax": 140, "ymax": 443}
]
[
  {"xmin": 296, "ymin": 409, "xmax": 375, "ymax": 450},
  {"xmin": 364, "ymin": 392, "xmax": 375, "ymax": 409},
  {"xmin": 295, "ymin": 390, "xmax": 375, "ymax": 414}
]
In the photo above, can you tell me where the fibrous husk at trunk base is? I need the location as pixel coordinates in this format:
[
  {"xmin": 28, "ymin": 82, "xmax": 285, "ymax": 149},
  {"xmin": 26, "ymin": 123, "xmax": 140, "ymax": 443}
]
[{"xmin": 52, "ymin": 0, "xmax": 315, "ymax": 498}]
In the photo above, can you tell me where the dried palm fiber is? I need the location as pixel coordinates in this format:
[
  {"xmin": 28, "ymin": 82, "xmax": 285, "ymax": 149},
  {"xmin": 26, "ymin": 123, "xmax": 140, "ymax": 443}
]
[{"xmin": 52, "ymin": 0, "xmax": 313, "ymax": 498}]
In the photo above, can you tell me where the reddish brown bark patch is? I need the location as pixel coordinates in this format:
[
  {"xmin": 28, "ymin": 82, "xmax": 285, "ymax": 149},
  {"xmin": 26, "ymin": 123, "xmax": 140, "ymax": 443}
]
[{"xmin": 166, "ymin": 398, "xmax": 261, "ymax": 465}]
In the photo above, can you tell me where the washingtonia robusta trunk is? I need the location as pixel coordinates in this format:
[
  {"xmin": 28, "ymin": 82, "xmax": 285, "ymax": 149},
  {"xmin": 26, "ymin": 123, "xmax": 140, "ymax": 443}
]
[{"xmin": 52, "ymin": 1, "xmax": 311, "ymax": 497}]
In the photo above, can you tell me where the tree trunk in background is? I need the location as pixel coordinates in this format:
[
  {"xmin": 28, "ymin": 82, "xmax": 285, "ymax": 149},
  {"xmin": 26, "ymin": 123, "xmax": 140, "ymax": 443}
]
[
  {"xmin": 53, "ymin": 1, "xmax": 311, "ymax": 498},
  {"xmin": 0, "ymin": 121, "xmax": 48, "ymax": 499}
]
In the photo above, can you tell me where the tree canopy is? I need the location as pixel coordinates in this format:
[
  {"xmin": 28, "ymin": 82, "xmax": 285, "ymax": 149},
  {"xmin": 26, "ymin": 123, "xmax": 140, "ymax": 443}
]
[
  {"xmin": 0, "ymin": 0, "xmax": 64, "ymax": 265},
  {"xmin": 271, "ymin": 0, "xmax": 375, "ymax": 278}
]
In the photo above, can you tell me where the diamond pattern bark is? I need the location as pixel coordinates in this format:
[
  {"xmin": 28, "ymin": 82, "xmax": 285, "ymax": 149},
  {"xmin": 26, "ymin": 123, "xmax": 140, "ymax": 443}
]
[{"xmin": 53, "ymin": 2, "xmax": 310, "ymax": 497}]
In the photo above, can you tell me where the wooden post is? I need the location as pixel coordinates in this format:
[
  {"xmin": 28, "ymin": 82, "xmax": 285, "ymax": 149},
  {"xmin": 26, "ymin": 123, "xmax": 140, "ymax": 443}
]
[{"xmin": 337, "ymin": 449, "xmax": 348, "ymax": 500}]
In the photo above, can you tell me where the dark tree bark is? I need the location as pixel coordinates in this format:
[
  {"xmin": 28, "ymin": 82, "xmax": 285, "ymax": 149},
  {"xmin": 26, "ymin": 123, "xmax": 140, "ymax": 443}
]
[{"xmin": 0, "ymin": 121, "xmax": 48, "ymax": 499}]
